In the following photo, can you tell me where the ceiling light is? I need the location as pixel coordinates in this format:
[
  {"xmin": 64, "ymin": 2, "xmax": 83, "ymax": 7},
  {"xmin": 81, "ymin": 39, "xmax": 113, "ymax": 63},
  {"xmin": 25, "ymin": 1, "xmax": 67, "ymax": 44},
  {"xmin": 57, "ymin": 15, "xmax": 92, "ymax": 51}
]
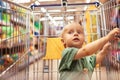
[
  {"xmin": 86, "ymin": 0, "xmax": 91, "ymax": 3},
  {"xmin": 53, "ymin": 16, "xmax": 74, "ymax": 20},
  {"xmin": 48, "ymin": 10, "xmax": 61, "ymax": 12},
  {"xmin": 41, "ymin": 7, "xmax": 57, "ymax": 26},
  {"xmin": 83, "ymin": 0, "xmax": 91, "ymax": 10},
  {"xmin": 38, "ymin": 0, "xmax": 56, "ymax": 2},
  {"xmin": 13, "ymin": 0, "xmax": 30, "ymax": 3},
  {"xmin": 67, "ymin": 9, "xmax": 76, "ymax": 12},
  {"xmin": 41, "ymin": 7, "xmax": 47, "ymax": 12},
  {"xmin": 35, "ymin": 1, "xmax": 40, "ymax": 5}
]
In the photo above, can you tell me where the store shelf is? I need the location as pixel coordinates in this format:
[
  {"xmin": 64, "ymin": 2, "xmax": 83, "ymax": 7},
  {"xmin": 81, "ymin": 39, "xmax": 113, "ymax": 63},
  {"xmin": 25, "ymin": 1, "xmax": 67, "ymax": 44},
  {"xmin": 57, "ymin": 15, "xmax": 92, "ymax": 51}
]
[
  {"xmin": 0, "ymin": 43, "xmax": 25, "ymax": 55},
  {"xmin": 0, "ymin": 21, "xmax": 10, "ymax": 26},
  {"xmin": 10, "ymin": 17, "xmax": 26, "ymax": 27}
]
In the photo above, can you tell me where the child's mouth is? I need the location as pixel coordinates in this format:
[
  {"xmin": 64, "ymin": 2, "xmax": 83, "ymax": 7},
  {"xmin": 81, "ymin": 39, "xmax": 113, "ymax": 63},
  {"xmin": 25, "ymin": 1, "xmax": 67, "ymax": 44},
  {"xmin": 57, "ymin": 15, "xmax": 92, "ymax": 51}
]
[{"xmin": 73, "ymin": 38, "xmax": 79, "ymax": 41}]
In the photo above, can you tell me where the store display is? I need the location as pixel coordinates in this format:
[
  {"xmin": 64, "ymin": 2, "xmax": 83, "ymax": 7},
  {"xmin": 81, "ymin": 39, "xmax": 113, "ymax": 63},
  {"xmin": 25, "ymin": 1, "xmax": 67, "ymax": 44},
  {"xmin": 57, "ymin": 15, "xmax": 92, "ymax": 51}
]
[{"xmin": 0, "ymin": 0, "xmax": 28, "ymax": 72}]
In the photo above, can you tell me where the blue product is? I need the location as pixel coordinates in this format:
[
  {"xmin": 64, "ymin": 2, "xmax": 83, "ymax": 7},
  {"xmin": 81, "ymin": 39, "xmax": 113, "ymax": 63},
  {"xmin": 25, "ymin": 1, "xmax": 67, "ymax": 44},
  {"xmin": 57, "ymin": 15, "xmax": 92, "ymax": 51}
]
[
  {"xmin": 0, "ymin": 13, "xmax": 2, "ymax": 20},
  {"xmin": 34, "ymin": 31, "xmax": 39, "ymax": 36},
  {"xmin": 0, "ymin": 59, "xmax": 4, "ymax": 65},
  {"xmin": 0, "ymin": 1, "xmax": 6, "ymax": 12}
]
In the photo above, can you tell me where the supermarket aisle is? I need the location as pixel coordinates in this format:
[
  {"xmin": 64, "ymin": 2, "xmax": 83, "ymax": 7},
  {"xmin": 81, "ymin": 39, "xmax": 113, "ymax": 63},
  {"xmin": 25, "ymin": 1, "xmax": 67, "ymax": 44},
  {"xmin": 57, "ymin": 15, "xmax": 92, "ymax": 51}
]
[{"xmin": 0, "ymin": 0, "xmax": 120, "ymax": 80}]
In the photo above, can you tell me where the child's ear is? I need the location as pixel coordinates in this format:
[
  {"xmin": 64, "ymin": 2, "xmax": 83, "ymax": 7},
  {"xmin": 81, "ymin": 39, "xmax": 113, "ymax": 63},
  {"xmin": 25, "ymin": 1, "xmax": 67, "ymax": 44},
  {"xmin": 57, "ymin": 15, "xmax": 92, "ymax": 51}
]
[
  {"xmin": 61, "ymin": 38, "xmax": 66, "ymax": 48},
  {"xmin": 61, "ymin": 38, "xmax": 64, "ymax": 43}
]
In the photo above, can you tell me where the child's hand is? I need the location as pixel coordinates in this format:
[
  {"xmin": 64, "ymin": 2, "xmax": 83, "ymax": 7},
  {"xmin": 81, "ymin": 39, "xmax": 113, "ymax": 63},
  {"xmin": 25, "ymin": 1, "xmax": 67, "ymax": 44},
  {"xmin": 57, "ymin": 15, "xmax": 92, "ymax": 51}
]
[
  {"xmin": 96, "ymin": 42, "xmax": 112, "ymax": 65},
  {"xmin": 102, "ymin": 42, "xmax": 112, "ymax": 53},
  {"xmin": 107, "ymin": 28, "xmax": 120, "ymax": 41}
]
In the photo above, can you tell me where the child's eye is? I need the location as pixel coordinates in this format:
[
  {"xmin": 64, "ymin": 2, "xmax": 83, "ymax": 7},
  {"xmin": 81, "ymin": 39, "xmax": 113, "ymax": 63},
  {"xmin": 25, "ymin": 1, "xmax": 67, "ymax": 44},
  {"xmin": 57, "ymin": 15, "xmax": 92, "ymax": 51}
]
[
  {"xmin": 68, "ymin": 31, "xmax": 73, "ymax": 34},
  {"xmin": 77, "ymin": 31, "xmax": 81, "ymax": 34}
]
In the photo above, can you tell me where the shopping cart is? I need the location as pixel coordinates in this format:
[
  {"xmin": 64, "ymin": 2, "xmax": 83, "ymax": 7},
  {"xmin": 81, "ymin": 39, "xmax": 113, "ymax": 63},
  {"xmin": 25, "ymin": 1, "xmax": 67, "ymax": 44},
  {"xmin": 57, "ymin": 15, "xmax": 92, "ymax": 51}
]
[
  {"xmin": 0, "ymin": 0, "xmax": 119, "ymax": 80},
  {"xmin": 99, "ymin": 0, "xmax": 120, "ymax": 80}
]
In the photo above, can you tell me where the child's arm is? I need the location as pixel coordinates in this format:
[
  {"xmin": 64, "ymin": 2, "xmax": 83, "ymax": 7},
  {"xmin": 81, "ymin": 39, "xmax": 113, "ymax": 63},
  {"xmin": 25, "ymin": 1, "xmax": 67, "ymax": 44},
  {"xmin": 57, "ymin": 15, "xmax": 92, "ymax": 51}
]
[
  {"xmin": 96, "ymin": 42, "xmax": 111, "ymax": 65},
  {"xmin": 74, "ymin": 28, "xmax": 120, "ymax": 60}
]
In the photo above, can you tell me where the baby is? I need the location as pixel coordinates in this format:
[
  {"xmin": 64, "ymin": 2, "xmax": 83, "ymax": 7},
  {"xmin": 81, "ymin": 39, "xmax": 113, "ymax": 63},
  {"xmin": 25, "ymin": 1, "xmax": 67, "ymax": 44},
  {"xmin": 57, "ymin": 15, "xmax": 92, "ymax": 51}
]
[{"xmin": 58, "ymin": 22, "xmax": 120, "ymax": 80}]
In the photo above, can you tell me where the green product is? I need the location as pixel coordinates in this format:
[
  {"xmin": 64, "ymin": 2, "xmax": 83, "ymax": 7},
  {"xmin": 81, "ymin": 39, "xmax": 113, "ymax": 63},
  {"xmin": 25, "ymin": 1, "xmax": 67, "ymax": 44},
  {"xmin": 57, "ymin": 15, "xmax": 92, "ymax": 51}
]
[
  {"xmin": 11, "ymin": 53, "xmax": 18, "ymax": 61},
  {"xmin": 34, "ymin": 21, "xmax": 42, "ymax": 30},
  {"xmin": 20, "ymin": 28, "xmax": 26, "ymax": 34},
  {"xmin": 2, "ymin": 26, "xmax": 14, "ymax": 37},
  {"xmin": 28, "ymin": 52, "xmax": 32, "ymax": 56},
  {"xmin": 2, "ymin": 13, "xmax": 10, "ymax": 22}
]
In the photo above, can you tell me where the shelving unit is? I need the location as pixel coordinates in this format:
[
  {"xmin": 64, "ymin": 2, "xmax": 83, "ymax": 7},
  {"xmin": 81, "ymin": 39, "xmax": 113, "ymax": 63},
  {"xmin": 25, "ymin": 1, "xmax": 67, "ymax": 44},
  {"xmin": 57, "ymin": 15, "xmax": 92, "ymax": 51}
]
[{"xmin": 0, "ymin": 0, "xmax": 30, "ymax": 72}]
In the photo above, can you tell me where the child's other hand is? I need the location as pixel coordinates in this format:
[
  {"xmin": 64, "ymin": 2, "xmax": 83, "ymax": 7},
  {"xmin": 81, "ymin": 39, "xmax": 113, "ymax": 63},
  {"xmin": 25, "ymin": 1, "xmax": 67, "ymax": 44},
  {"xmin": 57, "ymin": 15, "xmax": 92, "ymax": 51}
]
[
  {"xmin": 107, "ymin": 28, "xmax": 120, "ymax": 41},
  {"xmin": 102, "ymin": 42, "xmax": 112, "ymax": 53}
]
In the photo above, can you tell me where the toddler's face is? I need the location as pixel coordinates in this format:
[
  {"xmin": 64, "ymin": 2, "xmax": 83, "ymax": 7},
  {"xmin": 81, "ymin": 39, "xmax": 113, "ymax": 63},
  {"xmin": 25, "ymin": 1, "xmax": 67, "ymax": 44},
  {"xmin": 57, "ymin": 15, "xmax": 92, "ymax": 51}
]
[{"xmin": 61, "ymin": 23, "xmax": 85, "ymax": 48}]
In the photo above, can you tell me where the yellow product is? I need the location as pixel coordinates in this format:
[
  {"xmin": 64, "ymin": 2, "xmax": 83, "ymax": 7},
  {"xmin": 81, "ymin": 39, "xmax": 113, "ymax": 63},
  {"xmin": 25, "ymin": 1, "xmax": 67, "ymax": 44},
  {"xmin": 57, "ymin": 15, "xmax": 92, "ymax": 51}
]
[
  {"xmin": 1, "ymin": 33, "xmax": 6, "ymax": 39},
  {"xmin": 43, "ymin": 38, "xmax": 64, "ymax": 59},
  {"xmin": 12, "ymin": 31, "xmax": 19, "ymax": 43},
  {"xmin": 12, "ymin": 31, "xmax": 19, "ymax": 36},
  {"xmin": 4, "ymin": 54, "xmax": 14, "ymax": 63},
  {"xmin": 85, "ymin": 5, "xmax": 98, "ymax": 43},
  {"xmin": 0, "ymin": 65, "xmax": 5, "ymax": 71}
]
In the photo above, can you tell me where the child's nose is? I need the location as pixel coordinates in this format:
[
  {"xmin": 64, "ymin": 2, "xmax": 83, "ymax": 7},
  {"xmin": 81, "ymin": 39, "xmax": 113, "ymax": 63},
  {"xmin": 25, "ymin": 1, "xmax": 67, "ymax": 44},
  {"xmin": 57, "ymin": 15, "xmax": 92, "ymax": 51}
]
[{"xmin": 73, "ymin": 32, "xmax": 79, "ymax": 36}]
